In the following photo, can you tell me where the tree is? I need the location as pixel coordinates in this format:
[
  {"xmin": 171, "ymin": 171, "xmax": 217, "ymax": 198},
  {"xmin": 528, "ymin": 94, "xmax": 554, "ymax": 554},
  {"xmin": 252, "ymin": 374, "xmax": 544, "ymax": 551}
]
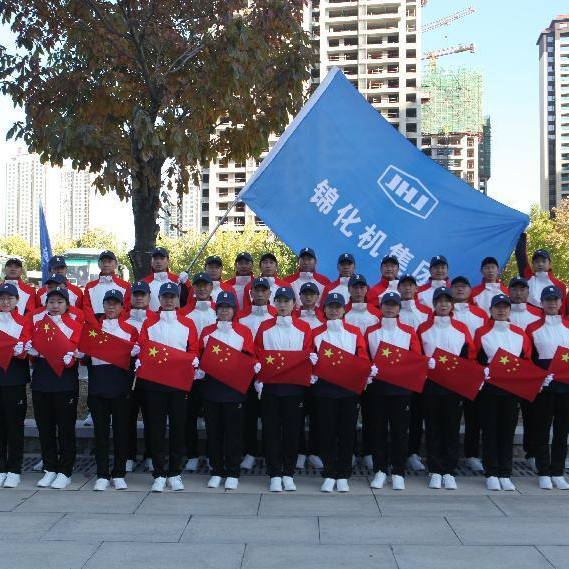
[
  {"xmin": 0, "ymin": 235, "xmax": 40, "ymax": 273},
  {"xmin": 0, "ymin": 0, "xmax": 315, "ymax": 278}
]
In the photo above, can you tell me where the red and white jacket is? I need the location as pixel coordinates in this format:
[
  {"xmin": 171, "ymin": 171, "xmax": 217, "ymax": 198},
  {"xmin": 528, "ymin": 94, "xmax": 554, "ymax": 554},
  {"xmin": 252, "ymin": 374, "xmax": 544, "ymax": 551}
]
[
  {"xmin": 29, "ymin": 305, "xmax": 85, "ymax": 326},
  {"xmin": 320, "ymin": 276, "xmax": 352, "ymax": 305},
  {"xmin": 474, "ymin": 320, "xmax": 531, "ymax": 364},
  {"xmin": 452, "ymin": 302, "xmax": 489, "ymax": 339},
  {"xmin": 0, "ymin": 310, "xmax": 32, "ymax": 351},
  {"xmin": 224, "ymin": 273, "xmax": 255, "ymax": 308},
  {"xmin": 0, "ymin": 279, "xmax": 36, "ymax": 315},
  {"xmin": 313, "ymin": 319, "xmax": 368, "ymax": 359},
  {"xmin": 509, "ymin": 303, "xmax": 542, "ymax": 332},
  {"xmin": 285, "ymin": 271, "xmax": 331, "ymax": 308},
  {"xmin": 238, "ymin": 303, "xmax": 277, "ymax": 338},
  {"xmin": 142, "ymin": 271, "xmax": 179, "ymax": 312},
  {"xmin": 527, "ymin": 316, "xmax": 569, "ymax": 362},
  {"xmin": 417, "ymin": 315, "xmax": 475, "ymax": 359},
  {"xmin": 366, "ymin": 316, "xmax": 421, "ymax": 360},
  {"xmin": 122, "ymin": 308, "xmax": 158, "ymax": 333},
  {"xmin": 242, "ymin": 275, "xmax": 289, "ymax": 309},
  {"xmin": 90, "ymin": 317, "xmax": 138, "ymax": 367},
  {"xmin": 399, "ymin": 299, "xmax": 431, "ymax": 331},
  {"xmin": 367, "ymin": 278, "xmax": 400, "ymax": 308},
  {"xmin": 295, "ymin": 306, "xmax": 325, "ymax": 330},
  {"xmin": 36, "ymin": 281, "xmax": 83, "ymax": 309},
  {"xmin": 344, "ymin": 301, "xmax": 382, "ymax": 335},
  {"xmin": 201, "ymin": 320, "xmax": 255, "ymax": 355},
  {"xmin": 255, "ymin": 315, "xmax": 313, "ymax": 353},
  {"xmin": 83, "ymin": 275, "xmax": 131, "ymax": 322},
  {"xmin": 416, "ymin": 279, "xmax": 451, "ymax": 309},
  {"xmin": 469, "ymin": 282, "xmax": 509, "ymax": 316},
  {"xmin": 181, "ymin": 299, "xmax": 217, "ymax": 337}
]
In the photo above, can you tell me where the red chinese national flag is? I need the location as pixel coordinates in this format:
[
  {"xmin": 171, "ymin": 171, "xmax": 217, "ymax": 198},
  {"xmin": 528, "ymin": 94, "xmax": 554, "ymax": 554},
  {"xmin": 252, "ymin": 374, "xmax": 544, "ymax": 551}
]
[
  {"xmin": 313, "ymin": 341, "xmax": 371, "ymax": 394},
  {"xmin": 0, "ymin": 330, "xmax": 18, "ymax": 372},
  {"xmin": 200, "ymin": 339, "xmax": 255, "ymax": 394},
  {"xmin": 78, "ymin": 323, "xmax": 133, "ymax": 370},
  {"xmin": 547, "ymin": 346, "xmax": 569, "ymax": 384},
  {"xmin": 373, "ymin": 342, "xmax": 429, "ymax": 393},
  {"xmin": 488, "ymin": 348, "xmax": 547, "ymax": 402},
  {"xmin": 257, "ymin": 350, "xmax": 312, "ymax": 386},
  {"xmin": 429, "ymin": 348, "xmax": 485, "ymax": 401},
  {"xmin": 137, "ymin": 341, "xmax": 193, "ymax": 392},
  {"xmin": 32, "ymin": 316, "xmax": 76, "ymax": 377}
]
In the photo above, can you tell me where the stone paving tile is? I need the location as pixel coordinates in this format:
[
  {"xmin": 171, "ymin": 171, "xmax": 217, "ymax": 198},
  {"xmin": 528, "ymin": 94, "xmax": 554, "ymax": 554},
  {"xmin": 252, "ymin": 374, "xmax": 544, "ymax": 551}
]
[
  {"xmin": 490, "ymin": 494, "xmax": 569, "ymax": 517},
  {"xmin": 537, "ymin": 546, "xmax": 569, "ymax": 568},
  {"xmin": 0, "ymin": 489, "xmax": 37, "ymax": 511},
  {"xmin": 258, "ymin": 493, "xmax": 379, "ymax": 517},
  {"xmin": 375, "ymin": 495, "xmax": 504, "ymax": 517},
  {"xmin": 0, "ymin": 541, "xmax": 98, "ymax": 569},
  {"xmin": 510, "ymin": 476, "xmax": 569, "ymax": 496},
  {"xmin": 12, "ymin": 472, "xmax": 92, "ymax": 491},
  {"xmin": 0, "ymin": 511, "xmax": 64, "ymax": 542},
  {"xmin": 234, "ymin": 475, "xmax": 375, "ymax": 495}
]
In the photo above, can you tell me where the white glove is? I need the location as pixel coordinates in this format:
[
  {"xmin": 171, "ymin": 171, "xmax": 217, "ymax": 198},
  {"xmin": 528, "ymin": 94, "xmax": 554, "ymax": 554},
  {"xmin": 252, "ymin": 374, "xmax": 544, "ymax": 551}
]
[
  {"xmin": 484, "ymin": 367, "xmax": 490, "ymax": 380},
  {"xmin": 63, "ymin": 352, "xmax": 74, "ymax": 366},
  {"xmin": 309, "ymin": 352, "xmax": 318, "ymax": 365},
  {"xmin": 130, "ymin": 344, "xmax": 140, "ymax": 357},
  {"xmin": 366, "ymin": 377, "xmax": 373, "ymax": 385},
  {"xmin": 25, "ymin": 340, "xmax": 39, "ymax": 357},
  {"xmin": 310, "ymin": 375, "xmax": 318, "ymax": 385},
  {"xmin": 178, "ymin": 271, "xmax": 189, "ymax": 284},
  {"xmin": 194, "ymin": 369, "xmax": 206, "ymax": 380},
  {"xmin": 428, "ymin": 357, "xmax": 436, "ymax": 370},
  {"xmin": 370, "ymin": 364, "xmax": 378, "ymax": 378},
  {"xmin": 13, "ymin": 342, "xmax": 23, "ymax": 356},
  {"xmin": 254, "ymin": 362, "xmax": 262, "ymax": 374},
  {"xmin": 192, "ymin": 357, "xmax": 199, "ymax": 369},
  {"xmin": 254, "ymin": 380, "xmax": 263, "ymax": 394},
  {"xmin": 134, "ymin": 358, "xmax": 142, "ymax": 371},
  {"xmin": 74, "ymin": 349, "xmax": 84, "ymax": 359},
  {"xmin": 543, "ymin": 373, "xmax": 554, "ymax": 388}
]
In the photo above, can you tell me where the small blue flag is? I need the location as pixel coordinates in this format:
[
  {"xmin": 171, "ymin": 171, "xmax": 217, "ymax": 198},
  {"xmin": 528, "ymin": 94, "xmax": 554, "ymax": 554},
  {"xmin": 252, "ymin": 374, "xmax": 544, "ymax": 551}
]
[{"xmin": 39, "ymin": 200, "xmax": 53, "ymax": 283}]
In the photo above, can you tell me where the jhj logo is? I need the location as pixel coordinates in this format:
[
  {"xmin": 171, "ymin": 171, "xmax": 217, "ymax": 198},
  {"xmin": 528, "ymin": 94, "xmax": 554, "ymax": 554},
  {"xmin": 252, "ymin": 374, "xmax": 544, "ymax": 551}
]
[{"xmin": 378, "ymin": 165, "xmax": 438, "ymax": 220}]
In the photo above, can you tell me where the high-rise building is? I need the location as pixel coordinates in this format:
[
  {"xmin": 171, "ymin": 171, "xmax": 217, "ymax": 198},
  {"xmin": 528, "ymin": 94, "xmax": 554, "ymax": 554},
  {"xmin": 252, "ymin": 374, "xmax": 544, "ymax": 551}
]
[
  {"xmin": 59, "ymin": 168, "xmax": 92, "ymax": 240},
  {"xmin": 537, "ymin": 15, "xmax": 569, "ymax": 211},
  {"xmin": 160, "ymin": 184, "xmax": 201, "ymax": 237}
]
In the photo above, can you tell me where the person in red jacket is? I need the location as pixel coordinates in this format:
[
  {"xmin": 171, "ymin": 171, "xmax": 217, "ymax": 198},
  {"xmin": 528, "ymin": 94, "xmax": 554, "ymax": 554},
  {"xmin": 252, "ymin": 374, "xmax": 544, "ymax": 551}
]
[
  {"xmin": 242, "ymin": 253, "xmax": 288, "ymax": 309},
  {"xmin": 36, "ymin": 256, "xmax": 83, "ymax": 308},
  {"xmin": 312, "ymin": 292, "xmax": 370, "ymax": 493},
  {"xmin": 416, "ymin": 255, "xmax": 451, "ymax": 309},
  {"xmin": 197, "ymin": 291, "xmax": 255, "ymax": 490},
  {"xmin": 201, "ymin": 256, "xmax": 237, "ymax": 306},
  {"xmin": 367, "ymin": 255, "xmax": 400, "ymax": 308},
  {"xmin": 285, "ymin": 247, "xmax": 330, "ymax": 308},
  {"xmin": 29, "ymin": 274, "xmax": 85, "ymax": 325},
  {"xmin": 1, "ymin": 257, "xmax": 36, "ymax": 315},
  {"xmin": 254, "ymin": 286, "xmax": 314, "ymax": 492},
  {"xmin": 417, "ymin": 286, "xmax": 475, "ymax": 490},
  {"xmin": 83, "ymin": 251, "xmax": 131, "ymax": 322},
  {"xmin": 223, "ymin": 251, "xmax": 256, "ymax": 309},
  {"xmin": 366, "ymin": 291, "xmax": 421, "ymax": 491},
  {"xmin": 320, "ymin": 253, "xmax": 357, "ymax": 305},
  {"xmin": 142, "ymin": 247, "xmax": 183, "ymax": 311},
  {"xmin": 0, "ymin": 283, "xmax": 32, "ymax": 488},
  {"xmin": 469, "ymin": 257, "xmax": 509, "ymax": 316},
  {"xmin": 296, "ymin": 282, "xmax": 326, "ymax": 331}
]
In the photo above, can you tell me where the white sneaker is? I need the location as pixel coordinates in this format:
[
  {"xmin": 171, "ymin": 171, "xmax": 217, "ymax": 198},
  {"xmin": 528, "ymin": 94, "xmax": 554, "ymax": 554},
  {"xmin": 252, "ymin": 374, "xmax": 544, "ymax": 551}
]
[
  {"xmin": 167, "ymin": 475, "xmax": 184, "ymax": 491},
  {"xmin": 207, "ymin": 476, "xmax": 222, "ymax": 488},
  {"xmin": 363, "ymin": 455, "xmax": 374, "ymax": 470},
  {"xmin": 3, "ymin": 473, "xmax": 19, "ymax": 488},
  {"xmin": 269, "ymin": 477, "xmax": 283, "ymax": 492},
  {"xmin": 296, "ymin": 454, "xmax": 306, "ymax": 469},
  {"xmin": 225, "ymin": 477, "xmax": 239, "ymax": 490},
  {"xmin": 83, "ymin": 413, "xmax": 93, "ymax": 426},
  {"xmin": 565, "ymin": 457, "xmax": 569, "ymax": 470},
  {"xmin": 442, "ymin": 474, "xmax": 457, "ymax": 490},
  {"xmin": 307, "ymin": 455, "xmax": 324, "ymax": 469},
  {"xmin": 32, "ymin": 459, "xmax": 43, "ymax": 472},
  {"xmin": 151, "ymin": 476, "xmax": 167, "ymax": 492},
  {"xmin": 429, "ymin": 473, "xmax": 442, "ymax": 489},
  {"xmin": 240, "ymin": 454, "xmax": 256, "ymax": 470},
  {"xmin": 282, "ymin": 476, "xmax": 296, "ymax": 491},
  {"xmin": 197, "ymin": 417, "xmax": 206, "ymax": 430},
  {"xmin": 370, "ymin": 471, "xmax": 386, "ymax": 489},
  {"xmin": 184, "ymin": 458, "xmax": 199, "ymax": 471},
  {"xmin": 0, "ymin": 473, "xmax": 7, "ymax": 486},
  {"xmin": 93, "ymin": 478, "xmax": 110, "ymax": 491},
  {"xmin": 50, "ymin": 473, "xmax": 71, "ymax": 490},
  {"xmin": 392, "ymin": 475, "xmax": 405, "ymax": 491},
  {"xmin": 486, "ymin": 476, "xmax": 501, "ymax": 491},
  {"xmin": 552, "ymin": 476, "xmax": 569, "ymax": 490},
  {"xmin": 499, "ymin": 477, "xmax": 516, "ymax": 491},
  {"xmin": 539, "ymin": 476, "xmax": 553, "ymax": 490},
  {"xmin": 407, "ymin": 454, "xmax": 426, "ymax": 471},
  {"xmin": 526, "ymin": 457, "xmax": 536, "ymax": 471},
  {"xmin": 144, "ymin": 458, "xmax": 154, "ymax": 472},
  {"xmin": 336, "ymin": 479, "xmax": 350, "ymax": 492},
  {"xmin": 37, "ymin": 471, "xmax": 57, "ymax": 488},
  {"xmin": 321, "ymin": 478, "xmax": 335, "ymax": 493},
  {"xmin": 125, "ymin": 460, "xmax": 135, "ymax": 473},
  {"xmin": 112, "ymin": 477, "xmax": 128, "ymax": 490},
  {"xmin": 351, "ymin": 455, "xmax": 357, "ymax": 467},
  {"xmin": 465, "ymin": 457, "xmax": 484, "ymax": 472}
]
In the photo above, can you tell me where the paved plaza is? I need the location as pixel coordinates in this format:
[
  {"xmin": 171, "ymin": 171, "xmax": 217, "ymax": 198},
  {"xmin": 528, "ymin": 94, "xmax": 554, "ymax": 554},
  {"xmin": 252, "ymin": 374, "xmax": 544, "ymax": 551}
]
[{"xmin": 0, "ymin": 462, "xmax": 568, "ymax": 569}]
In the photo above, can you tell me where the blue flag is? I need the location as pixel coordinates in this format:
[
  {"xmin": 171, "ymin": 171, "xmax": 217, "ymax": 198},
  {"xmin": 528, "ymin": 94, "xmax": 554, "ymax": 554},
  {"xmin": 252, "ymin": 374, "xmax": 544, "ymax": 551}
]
[
  {"xmin": 240, "ymin": 68, "xmax": 528, "ymax": 285},
  {"xmin": 39, "ymin": 200, "xmax": 53, "ymax": 283}
]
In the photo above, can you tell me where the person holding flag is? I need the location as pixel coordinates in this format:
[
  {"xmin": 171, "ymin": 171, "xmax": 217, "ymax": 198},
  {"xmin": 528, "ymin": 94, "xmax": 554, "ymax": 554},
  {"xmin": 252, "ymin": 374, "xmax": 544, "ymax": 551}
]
[
  {"xmin": 365, "ymin": 291, "xmax": 423, "ymax": 491},
  {"xmin": 1, "ymin": 258, "xmax": 36, "ymax": 315},
  {"xmin": 142, "ymin": 247, "xmax": 184, "ymax": 311},
  {"xmin": 469, "ymin": 257, "xmax": 509, "ymax": 316},
  {"xmin": 136, "ymin": 282, "xmax": 199, "ymax": 492},
  {"xmin": 30, "ymin": 274, "xmax": 84, "ymax": 324},
  {"xmin": 285, "ymin": 247, "xmax": 330, "ymax": 308},
  {"xmin": 242, "ymin": 253, "xmax": 288, "ymax": 309},
  {"xmin": 416, "ymin": 256, "xmax": 451, "ymax": 309},
  {"xmin": 26, "ymin": 287, "xmax": 82, "ymax": 489},
  {"xmin": 320, "ymin": 253, "xmax": 357, "ymax": 305},
  {"xmin": 312, "ymin": 292, "xmax": 371, "ymax": 493},
  {"xmin": 254, "ymin": 286, "xmax": 314, "ymax": 492},
  {"xmin": 526, "ymin": 285, "xmax": 569, "ymax": 490},
  {"xmin": 36, "ymin": 256, "xmax": 83, "ymax": 309},
  {"xmin": 197, "ymin": 291, "xmax": 255, "ymax": 490},
  {"xmin": 223, "ymin": 252, "xmax": 256, "ymax": 309},
  {"xmin": 367, "ymin": 255, "xmax": 400, "ymax": 308},
  {"xmin": 0, "ymin": 283, "xmax": 32, "ymax": 488},
  {"xmin": 417, "ymin": 286, "xmax": 475, "ymax": 490}
]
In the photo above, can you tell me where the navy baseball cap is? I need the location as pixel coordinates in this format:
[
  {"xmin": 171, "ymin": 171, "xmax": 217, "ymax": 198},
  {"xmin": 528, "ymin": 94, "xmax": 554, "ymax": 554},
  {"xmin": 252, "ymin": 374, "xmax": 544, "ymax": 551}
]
[
  {"xmin": 260, "ymin": 252, "xmax": 277, "ymax": 263},
  {"xmin": 337, "ymin": 253, "xmax": 355, "ymax": 264},
  {"xmin": 103, "ymin": 289, "xmax": 124, "ymax": 304},
  {"xmin": 348, "ymin": 274, "xmax": 367, "ymax": 287},
  {"xmin": 430, "ymin": 255, "xmax": 448, "ymax": 267},
  {"xmin": 235, "ymin": 251, "xmax": 253, "ymax": 262},
  {"xmin": 252, "ymin": 277, "xmax": 270, "ymax": 289},
  {"xmin": 541, "ymin": 285, "xmax": 562, "ymax": 301},
  {"xmin": 205, "ymin": 255, "xmax": 222, "ymax": 266},
  {"xmin": 381, "ymin": 255, "xmax": 399, "ymax": 266},
  {"xmin": 381, "ymin": 291, "xmax": 402, "ymax": 306},
  {"xmin": 5, "ymin": 257, "xmax": 22, "ymax": 267},
  {"xmin": 152, "ymin": 247, "xmax": 169, "ymax": 258},
  {"xmin": 48, "ymin": 255, "xmax": 66, "ymax": 269},
  {"xmin": 99, "ymin": 250, "xmax": 117, "ymax": 261},
  {"xmin": 131, "ymin": 280, "xmax": 151, "ymax": 294},
  {"xmin": 398, "ymin": 274, "xmax": 417, "ymax": 285},
  {"xmin": 45, "ymin": 273, "xmax": 66, "ymax": 285},
  {"xmin": 274, "ymin": 286, "xmax": 295, "ymax": 301},
  {"xmin": 324, "ymin": 292, "xmax": 346, "ymax": 307},
  {"xmin": 300, "ymin": 282, "xmax": 319, "ymax": 294},
  {"xmin": 532, "ymin": 249, "xmax": 551, "ymax": 261},
  {"xmin": 0, "ymin": 283, "xmax": 18, "ymax": 297},
  {"xmin": 46, "ymin": 287, "xmax": 69, "ymax": 303},
  {"xmin": 298, "ymin": 247, "xmax": 316, "ymax": 259},
  {"xmin": 491, "ymin": 293, "xmax": 511, "ymax": 307},
  {"xmin": 216, "ymin": 291, "xmax": 237, "ymax": 308},
  {"xmin": 480, "ymin": 256, "xmax": 499, "ymax": 268},
  {"xmin": 509, "ymin": 276, "xmax": 529, "ymax": 288},
  {"xmin": 192, "ymin": 272, "xmax": 213, "ymax": 285},
  {"xmin": 451, "ymin": 276, "xmax": 471, "ymax": 287},
  {"xmin": 158, "ymin": 282, "xmax": 179, "ymax": 296},
  {"xmin": 432, "ymin": 286, "xmax": 453, "ymax": 302}
]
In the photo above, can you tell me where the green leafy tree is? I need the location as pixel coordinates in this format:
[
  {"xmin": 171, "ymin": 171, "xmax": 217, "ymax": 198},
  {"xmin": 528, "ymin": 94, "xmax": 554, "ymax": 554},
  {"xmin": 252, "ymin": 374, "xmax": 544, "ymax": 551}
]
[
  {"xmin": 0, "ymin": 235, "xmax": 41, "ymax": 274},
  {"xmin": 0, "ymin": 0, "xmax": 315, "ymax": 278}
]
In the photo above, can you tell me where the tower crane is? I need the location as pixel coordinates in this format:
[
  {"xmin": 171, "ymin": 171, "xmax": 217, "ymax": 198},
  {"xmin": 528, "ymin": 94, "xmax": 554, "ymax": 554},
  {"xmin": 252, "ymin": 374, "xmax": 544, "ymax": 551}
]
[{"xmin": 422, "ymin": 6, "xmax": 476, "ymax": 33}]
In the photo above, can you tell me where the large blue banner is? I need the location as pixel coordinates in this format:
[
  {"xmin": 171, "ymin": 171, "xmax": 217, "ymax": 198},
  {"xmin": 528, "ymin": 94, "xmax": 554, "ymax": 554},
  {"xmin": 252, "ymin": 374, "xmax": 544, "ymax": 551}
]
[
  {"xmin": 240, "ymin": 68, "xmax": 528, "ymax": 285},
  {"xmin": 39, "ymin": 201, "xmax": 52, "ymax": 283}
]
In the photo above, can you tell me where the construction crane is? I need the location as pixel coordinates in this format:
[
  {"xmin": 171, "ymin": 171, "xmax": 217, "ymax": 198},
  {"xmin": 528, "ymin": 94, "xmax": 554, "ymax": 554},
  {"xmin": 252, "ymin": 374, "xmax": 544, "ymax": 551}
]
[
  {"xmin": 422, "ymin": 6, "xmax": 476, "ymax": 33},
  {"xmin": 422, "ymin": 43, "xmax": 476, "ymax": 71}
]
